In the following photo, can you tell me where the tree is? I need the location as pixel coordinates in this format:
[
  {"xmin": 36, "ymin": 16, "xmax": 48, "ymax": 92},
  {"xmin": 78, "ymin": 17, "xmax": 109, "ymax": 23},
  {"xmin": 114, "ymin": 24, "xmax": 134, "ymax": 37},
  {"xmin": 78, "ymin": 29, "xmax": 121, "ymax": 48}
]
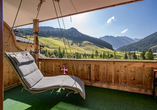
[
  {"xmin": 91, "ymin": 53, "xmax": 94, "ymax": 59},
  {"xmin": 103, "ymin": 51, "xmax": 106, "ymax": 58},
  {"xmin": 109, "ymin": 54, "xmax": 113, "ymax": 58},
  {"xmin": 132, "ymin": 52, "xmax": 137, "ymax": 59},
  {"xmin": 128, "ymin": 51, "xmax": 131, "ymax": 59},
  {"xmin": 124, "ymin": 47, "xmax": 128, "ymax": 59},
  {"xmin": 58, "ymin": 47, "xmax": 63, "ymax": 58},
  {"xmin": 83, "ymin": 53, "xmax": 86, "ymax": 58},
  {"xmin": 18, "ymin": 33, "xmax": 23, "ymax": 36},
  {"xmin": 113, "ymin": 51, "xmax": 116, "ymax": 59},
  {"xmin": 62, "ymin": 49, "xmax": 65, "ymax": 58},
  {"xmin": 148, "ymin": 48, "xmax": 153, "ymax": 53},
  {"xmin": 145, "ymin": 52, "xmax": 154, "ymax": 60},
  {"xmin": 45, "ymin": 51, "xmax": 49, "ymax": 57},
  {"xmin": 95, "ymin": 50, "xmax": 98, "ymax": 58},
  {"xmin": 75, "ymin": 52, "xmax": 79, "ymax": 59},
  {"xmin": 53, "ymin": 50, "xmax": 58, "ymax": 57},
  {"xmin": 140, "ymin": 50, "xmax": 146, "ymax": 60},
  {"xmin": 107, "ymin": 51, "xmax": 109, "ymax": 59},
  {"xmin": 100, "ymin": 53, "xmax": 102, "ymax": 58}
]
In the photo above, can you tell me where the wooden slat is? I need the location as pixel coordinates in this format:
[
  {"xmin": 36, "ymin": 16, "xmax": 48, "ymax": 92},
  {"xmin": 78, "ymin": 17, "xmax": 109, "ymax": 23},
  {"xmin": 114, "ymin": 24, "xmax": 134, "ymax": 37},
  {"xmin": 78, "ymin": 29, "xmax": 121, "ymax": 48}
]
[
  {"xmin": 99, "ymin": 65, "xmax": 106, "ymax": 82},
  {"xmin": 114, "ymin": 66, "xmax": 120, "ymax": 84},
  {"xmin": 91, "ymin": 64, "xmax": 95, "ymax": 83},
  {"xmin": 95, "ymin": 65, "xmax": 100, "ymax": 81},
  {"xmin": 128, "ymin": 66, "xmax": 136, "ymax": 86},
  {"xmin": 143, "ymin": 67, "xmax": 152, "ymax": 88},
  {"xmin": 84, "ymin": 82, "xmax": 152, "ymax": 96},
  {"xmin": 135, "ymin": 67, "xmax": 143, "ymax": 87},
  {"xmin": 123, "ymin": 65, "xmax": 128, "ymax": 85}
]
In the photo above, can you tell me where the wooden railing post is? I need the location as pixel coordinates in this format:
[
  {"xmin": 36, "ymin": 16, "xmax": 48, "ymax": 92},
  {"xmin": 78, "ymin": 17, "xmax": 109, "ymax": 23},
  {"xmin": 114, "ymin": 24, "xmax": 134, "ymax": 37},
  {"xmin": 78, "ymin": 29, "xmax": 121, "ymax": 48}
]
[
  {"xmin": 33, "ymin": 19, "xmax": 39, "ymax": 52},
  {"xmin": 91, "ymin": 64, "xmax": 95, "ymax": 84},
  {"xmin": 153, "ymin": 69, "xmax": 157, "ymax": 98},
  {"xmin": 0, "ymin": 0, "xmax": 3, "ymax": 109},
  {"xmin": 32, "ymin": 19, "xmax": 39, "ymax": 67}
]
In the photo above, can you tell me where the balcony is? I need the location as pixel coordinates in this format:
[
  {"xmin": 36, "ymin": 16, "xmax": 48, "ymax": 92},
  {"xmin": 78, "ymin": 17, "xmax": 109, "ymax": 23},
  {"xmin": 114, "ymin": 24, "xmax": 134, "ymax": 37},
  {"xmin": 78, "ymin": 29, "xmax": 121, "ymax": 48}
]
[{"xmin": 3, "ymin": 57, "xmax": 157, "ymax": 109}]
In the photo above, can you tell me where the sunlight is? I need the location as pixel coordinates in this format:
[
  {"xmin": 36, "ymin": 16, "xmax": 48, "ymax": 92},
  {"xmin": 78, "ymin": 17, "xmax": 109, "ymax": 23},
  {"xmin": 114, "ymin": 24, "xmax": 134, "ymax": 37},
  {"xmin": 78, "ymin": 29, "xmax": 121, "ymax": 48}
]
[
  {"xmin": 71, "ymin": 13, "xmax": 87, "ymax": 22},
  {"xmin": 3, "ymin": 99, "xmax": 31, "ymax": 110}
]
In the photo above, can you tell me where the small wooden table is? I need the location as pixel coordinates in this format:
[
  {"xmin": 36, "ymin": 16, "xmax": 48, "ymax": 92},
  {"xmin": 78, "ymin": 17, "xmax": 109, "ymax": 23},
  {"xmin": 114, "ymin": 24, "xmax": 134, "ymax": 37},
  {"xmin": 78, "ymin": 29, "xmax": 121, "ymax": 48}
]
[{"xmin": 153, "ymin": 69, "xmax": 157, "ymax": 98}]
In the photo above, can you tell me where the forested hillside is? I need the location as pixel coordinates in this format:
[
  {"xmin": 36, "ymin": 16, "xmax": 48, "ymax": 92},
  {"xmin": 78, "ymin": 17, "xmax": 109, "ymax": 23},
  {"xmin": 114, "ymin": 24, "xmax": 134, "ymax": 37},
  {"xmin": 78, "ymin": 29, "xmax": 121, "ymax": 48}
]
[
  {"xmin": 17, "ymin": 26, "xmax": 113, "ymax": 50},
  {"xmin": 117, "ymin": 31, "xmax": 157, "ymax": 52}
]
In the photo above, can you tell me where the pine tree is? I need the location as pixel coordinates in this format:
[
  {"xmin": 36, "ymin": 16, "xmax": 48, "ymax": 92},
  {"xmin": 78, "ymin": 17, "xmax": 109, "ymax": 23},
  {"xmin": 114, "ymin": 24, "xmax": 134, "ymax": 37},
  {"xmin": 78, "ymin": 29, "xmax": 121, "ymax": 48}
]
[
  {"xmin": 124, "ymin": 47, "xmax": 128, "ymax": 59},
  {"xmin": 148, "ymin": 48, "xmax": 153, "ymax": 53},
  {"xmin": 107, "ymin": 51, "xmax": 109, "ymax": 59},
  {"xmin": 91, "ymin": 53, "xmax": 94, "ymax": 59},
  {"xmin": 132, "ymin": 52, "xmax": 137, "ymax": 59},
  {"xmin": 53, "ymin": 50, "xmax": 58, "ymax": 57},
  {"xmin": 62, "ymin": 49, "xmax": 65, "ymax": 58},
  {"xmin": 128, "ymin": 51, "xmax": 131, "ymax": 59},
  {"xmin": 103, "ymin": 51, "xmax": 106, "ymax": 58},
  {"xmin": 114, "ymin": 51, "xmax": 116, "ymax": 59},
  {"xmin": 95, "ymin": 50, "xmax": 98, "ymax": 58},
  {"xmin": 140, "ymin": 50, "xmax": 146, "ymax": 60},
  {"xmin": 100, "ymin": 53, "xmax": 102, "ymax": 58},
  {"xmin": 58, "ymin": 47, "xmax": 63, "ymax": 58}
]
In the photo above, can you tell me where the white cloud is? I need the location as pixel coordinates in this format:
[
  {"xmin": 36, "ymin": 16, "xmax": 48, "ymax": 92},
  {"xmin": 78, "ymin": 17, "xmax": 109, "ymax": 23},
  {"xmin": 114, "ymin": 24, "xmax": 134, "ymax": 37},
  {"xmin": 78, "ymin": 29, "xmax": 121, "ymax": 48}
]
[
  {"xmin": 121, "ymin": 29, "xmax": 128, "ymax": 33},
  {"xmin": 107, "ymin": 16, "xmax": 115, "ymax": 23}
]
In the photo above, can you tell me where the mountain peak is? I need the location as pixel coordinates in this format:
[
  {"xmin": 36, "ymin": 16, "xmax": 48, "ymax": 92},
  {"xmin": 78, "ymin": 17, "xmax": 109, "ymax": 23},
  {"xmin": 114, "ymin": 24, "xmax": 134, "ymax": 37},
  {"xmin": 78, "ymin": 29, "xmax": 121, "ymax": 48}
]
[{"xmin": 68, "ymin": 27, "xmax": 78, "ymax": 31}]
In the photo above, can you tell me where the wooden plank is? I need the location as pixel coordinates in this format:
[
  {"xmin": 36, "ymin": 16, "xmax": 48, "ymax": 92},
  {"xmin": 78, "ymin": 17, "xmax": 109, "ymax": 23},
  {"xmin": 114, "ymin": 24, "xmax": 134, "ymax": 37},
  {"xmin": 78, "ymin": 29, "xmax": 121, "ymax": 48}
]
[
  {"xmin": 119, "ymin": 66, "xmax": 124, "ymax": 84},
  {"xmin": 106, "ymin": 65, "xmax": 112, "ymax": 82},
  {"xmin": 135, "ymin": 67, "xmax": 143, "ymax": 87},
  {"xmin": 91, "ymin": 64, "xmax": 95, "ymax": 83},
  {"xmin": 86, "ymin": 64, "xmax": 91, "ymax": 80},
  {"xmin": 84, "ymin": 82, "xmax": 152, "ymax": 96},
  {"xmin": 128, "ymin": 66, "xmax": 136, "ymax": 86},
  {"xmin": 79, "ymin": 63, "xmax": 85, "ymax": 79},
  {"xmin": 143, "ymin": 67, "xmax": 152, "ymax": 88},
  {"xmin": 95, "ymin": 65, "xmax": 100, "ymax": 81},
  {"xmin": 123, "ymin": 65, "xmax": 128, "ymax": 85},
  {"xmin": 114, "ymin": 66, "xmax": 120, "ymax": 84},
  {"xmin": 99, "ymin": 65, "xmax": 106, "ymax": 82}
]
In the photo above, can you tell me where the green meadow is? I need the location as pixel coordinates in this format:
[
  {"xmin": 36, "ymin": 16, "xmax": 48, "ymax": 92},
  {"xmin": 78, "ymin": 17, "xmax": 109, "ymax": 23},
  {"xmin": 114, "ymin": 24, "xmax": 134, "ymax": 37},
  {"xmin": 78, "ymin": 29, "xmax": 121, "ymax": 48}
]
[{"xmin": 28, "ymin": 36, "xmax": 124, "ymax": 59}]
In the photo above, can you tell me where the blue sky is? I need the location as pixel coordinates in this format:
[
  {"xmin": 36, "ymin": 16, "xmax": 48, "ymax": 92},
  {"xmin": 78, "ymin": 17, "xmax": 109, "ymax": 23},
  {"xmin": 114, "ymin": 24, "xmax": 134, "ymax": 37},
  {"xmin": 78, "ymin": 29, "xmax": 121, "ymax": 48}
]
[{"xmin": 21, "ymin": 0, "xmax": 157, "ymax": 39}]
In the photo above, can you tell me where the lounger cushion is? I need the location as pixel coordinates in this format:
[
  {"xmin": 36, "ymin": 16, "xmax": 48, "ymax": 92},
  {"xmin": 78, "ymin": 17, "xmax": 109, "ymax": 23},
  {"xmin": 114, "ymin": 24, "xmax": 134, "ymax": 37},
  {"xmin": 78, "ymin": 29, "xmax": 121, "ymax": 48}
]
[
  {"xmin": 6, "ymin": 52, "xmax": 43, "ymax": 88},
  {"xmin": 22, "ymin": 69, "xmax": 43, "ymax": 88},
  {"xmin": 11, "ymin": 52, "xmax": 34, "ymax": 65},
  {"xmin": 31, "ymin": 75, "xmax": 85, "ymax": 99},
  {"xmin": 18, "ymin": 62, "xmax": 39, "ymax": 76}
]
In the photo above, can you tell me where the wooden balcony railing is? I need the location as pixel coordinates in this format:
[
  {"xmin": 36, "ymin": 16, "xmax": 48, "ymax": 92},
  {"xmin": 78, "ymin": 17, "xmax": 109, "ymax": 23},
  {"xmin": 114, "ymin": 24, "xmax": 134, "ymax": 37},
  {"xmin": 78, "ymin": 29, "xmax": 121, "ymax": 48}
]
[{"xmin": 39, "ymin": 58, "xmax": 157, "ymax": 96}]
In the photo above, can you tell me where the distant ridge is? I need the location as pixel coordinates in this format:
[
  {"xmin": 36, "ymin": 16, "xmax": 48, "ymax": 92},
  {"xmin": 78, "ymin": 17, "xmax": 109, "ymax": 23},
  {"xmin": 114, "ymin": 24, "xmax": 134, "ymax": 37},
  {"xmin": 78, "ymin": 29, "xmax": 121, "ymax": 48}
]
[
  {"xmin": 117, "ymin": 31, "xmax": 157, "ymax": 52},
  {"xmin": 17, "ymin": 26, "xmax": 113, "ymax": 50},
  {"xmin": 99, "ymin": 35, "xmax": 140, "ymax": 49}
]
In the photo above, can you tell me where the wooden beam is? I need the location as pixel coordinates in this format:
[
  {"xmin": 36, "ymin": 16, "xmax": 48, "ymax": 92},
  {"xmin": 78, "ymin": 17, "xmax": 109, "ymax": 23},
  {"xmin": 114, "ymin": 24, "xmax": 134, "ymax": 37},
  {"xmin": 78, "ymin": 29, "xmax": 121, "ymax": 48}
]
[
  {"xmin": 33, "ymin": 19, "xmax": 39, "ymax": 52},
  {"xmin": 0, "ymin": 0, "xmax": 3, "ymax": 110}
]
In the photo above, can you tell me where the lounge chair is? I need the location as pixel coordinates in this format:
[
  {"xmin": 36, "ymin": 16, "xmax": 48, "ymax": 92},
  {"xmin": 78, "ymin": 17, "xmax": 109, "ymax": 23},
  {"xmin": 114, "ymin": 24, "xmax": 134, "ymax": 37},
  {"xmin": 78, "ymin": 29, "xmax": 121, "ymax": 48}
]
[{"xmin": 4, "ymin": 51, "xmax": 85, "ymax": 99}]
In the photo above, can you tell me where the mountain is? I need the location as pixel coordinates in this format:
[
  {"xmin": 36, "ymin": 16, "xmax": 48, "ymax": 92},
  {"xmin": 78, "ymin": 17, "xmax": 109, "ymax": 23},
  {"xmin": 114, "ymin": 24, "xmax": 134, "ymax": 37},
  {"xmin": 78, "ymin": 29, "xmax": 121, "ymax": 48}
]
[
  {"xmin": 99, "ymin": 35, "xmax": 138, "ymax": 49},
  {"xmin": 17, "ymin": 27, "xmax": 113, "ymax": 50},
  {"xmin": 133, "ymin": 38, "xmax": 141, "ymax": 42},
  {"xmin": 117, "ymin": 31, "xmax": 157, "ymax": 52}
]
